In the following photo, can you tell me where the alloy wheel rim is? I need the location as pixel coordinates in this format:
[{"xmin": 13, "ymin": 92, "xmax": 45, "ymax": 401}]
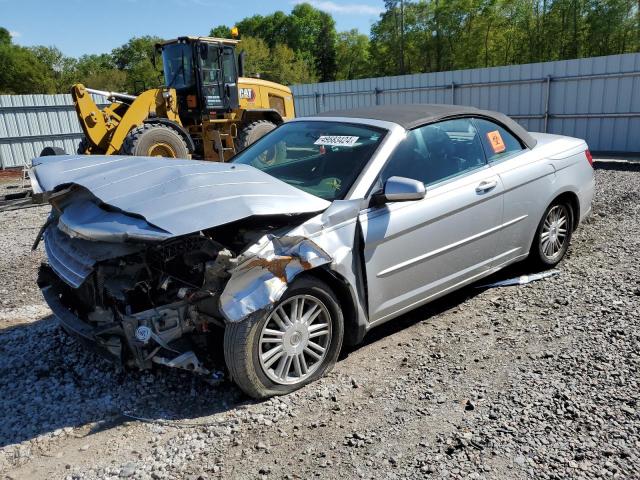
[
  {"xmin": 148, "ymin": 143, "xmax": 177, "ymax": 157},
  {"xmin": 541, "ymin": 205, "xmax": 568, "ymax": 260},
  {"xmin": 259, "ymin": 294, "xmax": 332, "ymax": 385}
]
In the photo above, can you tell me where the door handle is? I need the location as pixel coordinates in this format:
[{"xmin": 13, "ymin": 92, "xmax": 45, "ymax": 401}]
[{"xmin": 475, "ymin": 179, "xmax": 498, "ymax": 193}]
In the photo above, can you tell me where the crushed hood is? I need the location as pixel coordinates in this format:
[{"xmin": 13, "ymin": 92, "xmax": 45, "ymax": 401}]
[{"xmin": 31, "ymin": 155, "xmax": 330, "ymax": 239}]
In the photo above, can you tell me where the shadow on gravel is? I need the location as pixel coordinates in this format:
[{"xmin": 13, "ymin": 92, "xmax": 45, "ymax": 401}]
[
  {"xmin": 0, "ymin": 261, "xmax": 544, "ymax": 448},
  {"xmin": 351, "ymin": 262, "xmax": 535, "ymax": 352},
  {"xmin": 594, "ymin": 161, "xmax": 640, "ymax": 172},
  {"xmin": 0, "ymin": 315, "xmax": 247, "ymax": 447}
]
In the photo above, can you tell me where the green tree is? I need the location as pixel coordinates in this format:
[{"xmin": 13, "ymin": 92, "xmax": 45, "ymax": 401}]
[
  {"xmin": 268, "ymin": 43, "xmax": 318, "ymax": 84},
  {"xmin": 29, "ymin": 46, "xmax": 78, "ymax": 92},
  {"xmin": 313, "ymin": 11, "xmax": 338, "ymax": 81},
  {"xmin": 210, "ymin": 25, "xmax": 233, "ymax": 38},
  {"xmin": 236, "ymin": 36, "xmax": 272, "ymax": 77},
  {"xmin": 212, "ymin": 3, "xmax": 339, "ymax": 82},
  {"xmin": 369, "ymin": 0, "xmax": 639, "ymax": 76},
  {"xmin": 0, "ymin": 44, "xmax": 56, "ymax": 94},
  {"xmin": 111, "ymin": 36, "xmax": 163, "ymax": 92},
  {"xmin": 75, "ymin": 54, "xmax": 128, "ymax": 91},
  {"xmin": 236, "ymin": 12, "xmax": 291, "ymax": 48},
  {"xmin": 336, "ymin": 29, "xmax": 371, "ymax": 80},
  {"xmin": 369, "ymin": 8, "xmax": 402, "ymax": 76},
  {"xmin": 0, "ymin": 27, "xmax": 11, "ymax": 45},
  {"xmin": 237, "ymin": 36, "xmax": 317, "ymax": 84}
]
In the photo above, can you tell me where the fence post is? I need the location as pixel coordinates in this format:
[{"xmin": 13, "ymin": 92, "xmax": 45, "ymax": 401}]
[
  {"xmin": 544, "ymin": 76, "xmax": 551, "ymax": 133},
  {"xmin": 450, "ymin": 82, "xmax": 456, "ymax": 104},
  {"xmin": 374, "ymin": 87, "xmax": 382, "ymax": 106},
  {"xmin": 315, "ymin": 92, "xmax": 322, "ymax": 113}
]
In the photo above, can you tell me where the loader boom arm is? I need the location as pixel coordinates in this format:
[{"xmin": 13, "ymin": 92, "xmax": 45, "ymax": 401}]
[{"xmin": 72, "ymin": 84, "xmax": 182, "ymax": 155}]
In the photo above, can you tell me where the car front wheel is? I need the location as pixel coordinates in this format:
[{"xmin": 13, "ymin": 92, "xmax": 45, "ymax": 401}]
[{"xmin": 223, "ymin": 277, "xmax": 344, "ymax": 399}]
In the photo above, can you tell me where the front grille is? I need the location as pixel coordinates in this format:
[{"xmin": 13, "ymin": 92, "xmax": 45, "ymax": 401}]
[{"xmin": 44, "ymin": 226, "xmax": 97, "ymax": 288}]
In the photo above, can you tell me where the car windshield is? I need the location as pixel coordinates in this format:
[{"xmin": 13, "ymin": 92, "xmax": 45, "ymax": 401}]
[{"xmin": 232, "ymin": 121, "xmax": 387, "ymax": 201}]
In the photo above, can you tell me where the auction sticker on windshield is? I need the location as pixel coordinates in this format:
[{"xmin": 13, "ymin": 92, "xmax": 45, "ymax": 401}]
[{"xmin": 314, "ymin": 136, "xmax": 359, "ymax": 147}]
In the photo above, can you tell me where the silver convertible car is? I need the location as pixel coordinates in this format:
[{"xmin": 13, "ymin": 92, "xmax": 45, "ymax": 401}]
[{"xmin": 32, "ymin": 105, "xmax": 594, "ymax": 398}]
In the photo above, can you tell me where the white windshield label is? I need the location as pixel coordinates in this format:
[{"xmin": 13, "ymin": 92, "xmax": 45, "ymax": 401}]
[{"xmin": 314, "ymin": 135, "xmax": 359, "ymax": 147}]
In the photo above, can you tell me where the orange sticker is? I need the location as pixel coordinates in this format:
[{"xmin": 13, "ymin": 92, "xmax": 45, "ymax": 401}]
[{"xmin": 487, "ymin": 130, "xmax": 506, "ymax": 154}]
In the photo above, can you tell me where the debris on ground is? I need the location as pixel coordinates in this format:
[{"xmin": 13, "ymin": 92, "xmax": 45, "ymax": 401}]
[
  {"xmin": 0, "ymin": 168, "xmax": 639, "ymax": 479},
  {"xmin": 477, "ymin": 269, "xmax": 560, "ymax": 288}
]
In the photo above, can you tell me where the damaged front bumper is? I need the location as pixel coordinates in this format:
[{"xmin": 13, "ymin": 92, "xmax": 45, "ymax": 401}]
[
  {"xmin": 40, "ymin": 267, "xmax": 212, "ymax": 375},
  {"xmin": 34, "ymin": 174, "xmax": 369, "ymax": 379}
]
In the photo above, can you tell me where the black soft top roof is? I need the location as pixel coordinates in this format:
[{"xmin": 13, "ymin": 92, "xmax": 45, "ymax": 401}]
[{"xmin": 315, "ymin": 104, "xmax": 537, "ymax": 149}]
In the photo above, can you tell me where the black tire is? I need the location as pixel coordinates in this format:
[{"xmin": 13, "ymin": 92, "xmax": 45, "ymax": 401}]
[
  {"xmin": 529, "ymin": 199, "xmax": 574, "ymax": 269},
  {"xmin": 77, "ymin": 137, "xmax": 90, "ymax": 154},
  {"xmin": 224, "ymin": 277, "xmax": 344, "ymax": 399},
  {"xmin": 121, "ymin": 123, "xmax": 189, "ymax": 158},
  {"xmin": 236, "ymin": 120, "xmax": 277, "ymax": 151},
  {"xmin": 40, "ymin": 146, "xmax": 66, "ymax": 156}
]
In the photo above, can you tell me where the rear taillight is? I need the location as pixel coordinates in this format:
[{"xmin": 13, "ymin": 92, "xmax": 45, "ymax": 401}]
[{"xmin": 585, "ymin": 149, "xmax": 594, "ymax": 168}]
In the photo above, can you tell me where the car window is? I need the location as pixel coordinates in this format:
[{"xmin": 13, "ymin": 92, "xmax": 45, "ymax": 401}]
[
  {"xmin": 232, "ymin": 121, "xmax": 387, "ymax": 201},
  {"xmin": 379, "ymin": 118, "xmax": 487, "ymax": 188},
  {"xmin": 473, "ymin": 117, "xmax": 525, "ymax": 162}
]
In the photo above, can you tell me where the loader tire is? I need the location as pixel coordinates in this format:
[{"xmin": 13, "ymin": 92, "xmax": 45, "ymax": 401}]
[
  {"xmin": 40, "ymin": 146, "xmax": 66, "ymax": 156},
  {"xmin": 121, "ymin": 123, "xmax": 190, "ymax": 159},
  {"xmin": 236, "ymin": 120, "xmax": 277, "ymax": 152}
]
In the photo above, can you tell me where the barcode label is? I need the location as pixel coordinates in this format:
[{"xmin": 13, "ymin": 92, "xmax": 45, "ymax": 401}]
[{"xmin": 314, "ymin": 136, "xmax": 359, "ymax": 147}]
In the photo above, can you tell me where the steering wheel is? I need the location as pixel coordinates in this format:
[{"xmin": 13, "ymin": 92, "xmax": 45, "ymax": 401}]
[{"xmin": 257, "ymin": 142, "xmax": 286, "ymax": 166}]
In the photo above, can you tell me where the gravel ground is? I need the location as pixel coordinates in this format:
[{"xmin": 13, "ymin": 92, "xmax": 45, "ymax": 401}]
[
  {"xmin": 0, "ymin": 179, "xmax": 49, "ymax": 325},
  {"xmin": 0, "ymin": 166, "xmax": 638, "ymax": 480}
]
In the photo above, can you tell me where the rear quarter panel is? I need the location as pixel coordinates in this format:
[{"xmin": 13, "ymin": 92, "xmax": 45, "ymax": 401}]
[
  {"xmin": 489, "ymin": 133, "xmax": 594, "ymax": 262},
  {"xmin": 544, "ymin": 135, "xmax": 595, "ymax": 224}
]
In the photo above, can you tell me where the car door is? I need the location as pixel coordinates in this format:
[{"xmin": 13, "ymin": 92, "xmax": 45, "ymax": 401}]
[
  {"xmin": 359, "ymin": 118, "xmax": 505, "ymax": 324},
  {"xmin": 472, "ymin": 117, "xmax": 554, "ymax": 265}
]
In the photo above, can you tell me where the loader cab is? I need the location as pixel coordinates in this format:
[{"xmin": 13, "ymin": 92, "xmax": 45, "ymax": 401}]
[{"xmin": 160, "ymin": 37, "xmax": 241, "ymax": 121}]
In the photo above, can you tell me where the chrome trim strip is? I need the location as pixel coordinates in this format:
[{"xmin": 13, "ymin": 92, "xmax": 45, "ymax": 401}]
[
  {"xmin": 369, "ymin": 248, "xmax": 527, "ymax": 327},
  {"xmin": 44, "ymin": 226, "xmax": 97, "ymax": 288},
  {"xmin": 359, "ymin": 168, "xmax": 498, "ymax": 244},
  {"xmin": 376, "ymin": 215, "xmax": 528, "ymax": 278},
  {"xmin": 45, "ymin": 235, "xmax": 90, "ymax": 288},
  {"xmin": 347, "ymin": 125, "xmax": 407, "ymax": 199},
  {"xmin": 289, "ymin": 116, "xmax": 402, "ymax": 132}
]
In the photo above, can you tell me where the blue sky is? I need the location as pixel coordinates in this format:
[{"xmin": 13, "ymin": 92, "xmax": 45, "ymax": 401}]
[{"xmin": 2, "ymin": 0, "xmax": 384, "ymax": 58}]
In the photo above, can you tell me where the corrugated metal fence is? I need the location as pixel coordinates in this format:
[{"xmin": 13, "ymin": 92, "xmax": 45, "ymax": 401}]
[
  {"xmin": 291, "ymin": 53, "xmax": 640, "ymax": 154},
  {"xmin": 0, "ymin": 93, "xmax": 107, "ymax": 169},
  {"xmin": 1, "ymin": 53, "xmax": 639, "ymax": 168}
]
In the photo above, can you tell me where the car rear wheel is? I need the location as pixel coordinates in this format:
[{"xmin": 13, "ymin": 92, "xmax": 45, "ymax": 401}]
[
  {"xmin": 223, "ymin": 277, "xmax": 344, "ymax": 399},
  {"xmin": 529, "ymin": 200, "xmax": 573, "ymax": 268}
]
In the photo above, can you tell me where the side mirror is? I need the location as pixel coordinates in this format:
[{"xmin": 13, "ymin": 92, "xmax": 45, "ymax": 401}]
[
  {"xmin": 152, "ymin": 44, "xmax": 161, "ymax": 69},
  {"xmin": 238, "ymin": 51, "xmax": 246, "ymax": 77},
  {"xmin": 378, "ymin": 176, "xmax": 426, "ymax": 203}
]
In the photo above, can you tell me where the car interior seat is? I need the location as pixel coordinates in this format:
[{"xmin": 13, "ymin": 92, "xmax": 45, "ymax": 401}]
[
  {"xmin": 420, "ymin": 126, "xmax": 459, "ymax": 184},
  {"xmin": 381, "ymin": 131, "xmax": 429, "ymax": 185}
]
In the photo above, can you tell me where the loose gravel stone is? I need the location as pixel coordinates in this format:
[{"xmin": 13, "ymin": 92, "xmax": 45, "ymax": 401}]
[{"xmin": 0, "ymin": 167, "xmax": 639, "ymax": 479}]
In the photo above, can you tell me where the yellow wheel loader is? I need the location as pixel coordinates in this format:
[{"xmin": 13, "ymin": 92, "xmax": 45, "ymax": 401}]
[{"xmin": 69, "ymin": 36, "xmax": 295, "ymax": 162}]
